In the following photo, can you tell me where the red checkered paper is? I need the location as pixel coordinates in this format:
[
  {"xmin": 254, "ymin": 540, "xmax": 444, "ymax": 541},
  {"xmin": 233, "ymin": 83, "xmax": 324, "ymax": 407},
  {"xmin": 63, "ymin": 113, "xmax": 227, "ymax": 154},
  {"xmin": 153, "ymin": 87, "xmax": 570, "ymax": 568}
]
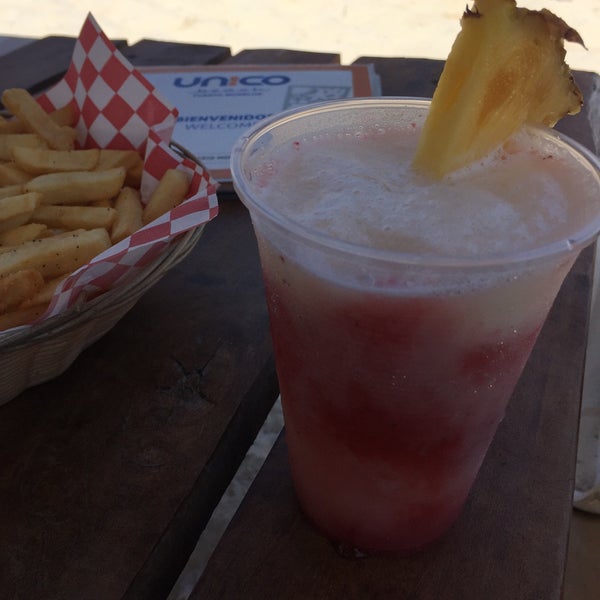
[{"xmin": 1, "ymin": 13, "xmax": 219, "ymax": 334}]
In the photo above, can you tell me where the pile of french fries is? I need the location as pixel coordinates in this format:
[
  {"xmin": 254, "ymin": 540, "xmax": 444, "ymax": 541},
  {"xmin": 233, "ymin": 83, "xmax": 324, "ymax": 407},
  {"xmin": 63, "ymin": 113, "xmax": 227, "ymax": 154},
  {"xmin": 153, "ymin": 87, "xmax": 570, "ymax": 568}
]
[{"xmin": 0, "ymin": 87, "xmax": 191, "ymax": 333}]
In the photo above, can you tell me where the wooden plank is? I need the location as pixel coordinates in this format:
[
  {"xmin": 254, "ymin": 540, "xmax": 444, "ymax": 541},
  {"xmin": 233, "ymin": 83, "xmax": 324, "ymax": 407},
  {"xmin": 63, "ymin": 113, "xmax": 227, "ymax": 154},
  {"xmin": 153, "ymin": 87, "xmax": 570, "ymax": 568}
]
[
  {"xmin": 0, "ymin": 37, "xmax": 232, "ymax": 105},
  {"xmin": 0, "ymin": 198, "xmax": 277, "ymax": 600},
  {"xmin": 121, "ymin": 39, "xmax": 231, "ymax": 66},
  {"xmin": 193, "ymin": 246, "xmax": 595, "ymax": 600},
  {"xmin": 0, "ymin": 36, "xmax": 35, "ymax": 58},
  {"xmin": 225, "ymin": 48, "xmax": 340, "ymax": 64},
  {"xmin": 0, "ymin": 42, "xmax": 270, "ymax": 600},
  {"xmin": 554, "ymin": 70, "xmax": 600, "ymax": 154},
  {"xmin": 353, "ymin": 57, "xmax": 599, "ymax": 151},
  {"xmin": 564, "ymin": 510, "xmax": 600, "ymax": 600},
  {"xmin": 0, "ymin": 36, "xmax": 78, "ymax": 99},
  {"xmin": 0, "ymin": 36, "xmax": 127, "ymax": 102},
  {"xmin": 0, "ymin": 45, "xmax": 344, "ymax": 600},
  {"xmin": 192, "ymin": 57, "xmax": 599, "ymax": 599},
  {"xmin": 353, "ymin": 56, "xmax": 442, "ymax": 97}
]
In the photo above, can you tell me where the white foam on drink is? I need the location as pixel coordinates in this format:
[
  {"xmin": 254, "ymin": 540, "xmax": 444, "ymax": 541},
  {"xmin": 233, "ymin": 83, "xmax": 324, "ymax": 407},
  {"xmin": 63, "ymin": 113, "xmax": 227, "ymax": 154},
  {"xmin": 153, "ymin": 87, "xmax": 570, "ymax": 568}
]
[{"xmin": 253, "ymin": 123, "xmax": 600, "ymax": 262}]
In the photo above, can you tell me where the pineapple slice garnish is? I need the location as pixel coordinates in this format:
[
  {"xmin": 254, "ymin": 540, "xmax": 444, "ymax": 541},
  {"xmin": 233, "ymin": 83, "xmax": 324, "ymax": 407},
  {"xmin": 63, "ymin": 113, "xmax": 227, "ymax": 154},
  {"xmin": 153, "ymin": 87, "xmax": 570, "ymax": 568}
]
[{"xmin": 412, "ymin": 0, "xmax": 585, "ymax": 179}]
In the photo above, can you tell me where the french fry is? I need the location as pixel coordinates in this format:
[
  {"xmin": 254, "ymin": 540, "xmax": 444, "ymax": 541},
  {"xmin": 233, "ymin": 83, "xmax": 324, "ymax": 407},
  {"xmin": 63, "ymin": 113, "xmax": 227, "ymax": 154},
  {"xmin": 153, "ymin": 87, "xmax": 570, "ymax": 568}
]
[
  {"xmin": 111, "ymin": 187, "xmax": 143, "ymax": 243},
  {"xmin": 0, "ymin": 162, "xmax": 32, "ymax": 186},
  {"xmin": 49, "ymin": 103, "xmax": 77, "ymax": 127},
  {"xmin": 0, "ymin": 133, "xmax": 48, "ymax": 161},
  {"xmin": 96, "ymin": 149, "xmax": 143, "ymax": 171},
  {"xmin": 90, "ymin": 199, "xmax": 113, "ymax": 208},
  {"xmin": 0, "ymin": 268, "xmax": 44, "ymax": 313},
  {"xmin": 32, "ymin": 204, "xmax": 117, "ymax": 230},
  {"xmin": 0, "ymin": 192, "xmax": 42, "ymax": 233},
  {"xmin": 2, "ymin": 88, "xmax": 77, "ymax": 151},
  {"xmin": 0, "ymin": 86, "xmax": 201, "ymax": 333},
  {"xmin": 12, "ymin": 147, "xmax": 100, "ymax": 174},
  {"xmin": 0, "ymin": 303, "xmax": 47, "ymax": 330},
  {"xmin": 0, "ymin": 114, "xmax": 26, "ymax": 134},
  {"xmin": 0, "ymin": 222, "xmax": 48, "ymax": 246},
  {"xmin": 0, "ymin": 183, "xmax": 25, "ymax": 199},
  {"xmin": 124, "ymin": 159, "xmax": 143, "ymax": 188},
  {"xmin": 96, "ymin": 149, "xmax": 144, "ymax": 188},
  {"xmin": 142, "ymin": 168, "xmax": 190, "ymax": 225},
  {"xmin": 20, "ymin": 274, "xmax": 67, "ymax": 308},
  {"xmin": 0, "ymin": 227, "xmax": 111, "ymax": 279},
  {"xmin": 25, "ymin": 167, "xmax": 127, "ymax": 205}
]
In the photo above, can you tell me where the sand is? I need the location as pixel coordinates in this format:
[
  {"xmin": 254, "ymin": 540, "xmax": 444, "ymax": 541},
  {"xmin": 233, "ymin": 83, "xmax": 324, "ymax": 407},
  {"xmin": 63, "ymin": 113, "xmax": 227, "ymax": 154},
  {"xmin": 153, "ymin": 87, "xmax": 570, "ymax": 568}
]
[{"xmin": 4, "ymin": 0, "xmax": 600, "ymax": 73}]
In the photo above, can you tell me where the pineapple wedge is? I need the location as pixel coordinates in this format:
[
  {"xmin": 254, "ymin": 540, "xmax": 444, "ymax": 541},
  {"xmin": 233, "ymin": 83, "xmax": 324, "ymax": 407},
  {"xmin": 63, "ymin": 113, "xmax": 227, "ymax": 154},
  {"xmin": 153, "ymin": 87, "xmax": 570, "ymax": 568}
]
[{"xmin": 412, "ymin": 0, "xmax": 585, "ymax": 179}]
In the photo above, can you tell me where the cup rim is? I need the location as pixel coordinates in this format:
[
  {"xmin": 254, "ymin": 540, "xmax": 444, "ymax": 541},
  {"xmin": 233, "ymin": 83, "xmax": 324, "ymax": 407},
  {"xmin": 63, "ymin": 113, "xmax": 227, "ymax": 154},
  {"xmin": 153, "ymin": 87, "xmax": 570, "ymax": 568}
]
[{"xmin": 230, "ymin": 97, "xmax": 600, "ymax": 269}]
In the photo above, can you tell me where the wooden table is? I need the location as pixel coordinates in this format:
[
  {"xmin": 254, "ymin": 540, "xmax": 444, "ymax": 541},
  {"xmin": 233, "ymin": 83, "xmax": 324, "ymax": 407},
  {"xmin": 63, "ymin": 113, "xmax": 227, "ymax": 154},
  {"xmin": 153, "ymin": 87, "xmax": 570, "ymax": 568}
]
[{"xmin": 0, "ymin": 37, "xmax": 597, "ymax": 600}]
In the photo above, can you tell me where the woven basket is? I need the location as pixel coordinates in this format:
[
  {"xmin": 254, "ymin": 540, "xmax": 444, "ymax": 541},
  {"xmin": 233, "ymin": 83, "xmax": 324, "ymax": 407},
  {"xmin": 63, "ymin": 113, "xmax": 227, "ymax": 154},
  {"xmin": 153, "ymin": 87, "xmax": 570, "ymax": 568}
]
[{"xmin": 0, "ymin": 224, "xmax": 204, "ymax": 406}]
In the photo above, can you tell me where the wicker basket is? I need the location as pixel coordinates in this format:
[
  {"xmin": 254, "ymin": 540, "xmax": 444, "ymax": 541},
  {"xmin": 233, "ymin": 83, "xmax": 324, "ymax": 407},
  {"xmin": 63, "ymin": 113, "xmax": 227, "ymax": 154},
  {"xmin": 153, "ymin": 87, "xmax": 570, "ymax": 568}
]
[{"xmin": 0, "ymin": 225, "xmax": 204, "ymax": 406}]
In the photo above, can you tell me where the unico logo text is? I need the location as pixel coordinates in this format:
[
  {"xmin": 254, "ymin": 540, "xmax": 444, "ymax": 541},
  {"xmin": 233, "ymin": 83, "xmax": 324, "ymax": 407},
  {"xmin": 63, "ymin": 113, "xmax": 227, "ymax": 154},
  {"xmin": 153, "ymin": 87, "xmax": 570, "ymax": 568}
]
[{"xmin": 173, "ymin": 75, "xmax": 291, "ymax": 88}]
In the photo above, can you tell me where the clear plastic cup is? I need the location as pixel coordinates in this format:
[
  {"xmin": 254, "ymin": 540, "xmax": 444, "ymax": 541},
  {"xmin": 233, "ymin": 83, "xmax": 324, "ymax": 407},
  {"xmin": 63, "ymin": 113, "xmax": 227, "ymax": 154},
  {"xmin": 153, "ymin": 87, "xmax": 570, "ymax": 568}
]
[{"xmin": 230, "ymin": 98, "xmax": 600, "ymax": 554}]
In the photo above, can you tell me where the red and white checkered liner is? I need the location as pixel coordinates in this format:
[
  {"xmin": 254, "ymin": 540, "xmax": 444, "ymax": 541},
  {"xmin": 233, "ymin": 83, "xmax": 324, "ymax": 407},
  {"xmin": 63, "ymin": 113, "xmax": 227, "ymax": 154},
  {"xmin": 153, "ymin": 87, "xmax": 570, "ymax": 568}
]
[{"xmin": 1, "ymin": 13, "xmax": 219, "ymax": 335}]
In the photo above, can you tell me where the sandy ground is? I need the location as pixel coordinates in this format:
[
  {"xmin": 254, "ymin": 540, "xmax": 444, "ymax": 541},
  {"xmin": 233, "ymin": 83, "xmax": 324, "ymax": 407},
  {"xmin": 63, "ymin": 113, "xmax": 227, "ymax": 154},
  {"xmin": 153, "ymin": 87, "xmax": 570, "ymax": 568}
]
[{"xmin": 4, "ymin": 0, "xmax": 600, "ymax": 73}]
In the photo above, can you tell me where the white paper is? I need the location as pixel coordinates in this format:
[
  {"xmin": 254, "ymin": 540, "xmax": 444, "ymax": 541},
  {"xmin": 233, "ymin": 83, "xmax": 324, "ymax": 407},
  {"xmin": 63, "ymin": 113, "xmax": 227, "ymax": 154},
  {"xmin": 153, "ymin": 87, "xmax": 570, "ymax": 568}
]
[{"xmin": 141, "ymin": 64, "xmax": 380, "ymax": 183}]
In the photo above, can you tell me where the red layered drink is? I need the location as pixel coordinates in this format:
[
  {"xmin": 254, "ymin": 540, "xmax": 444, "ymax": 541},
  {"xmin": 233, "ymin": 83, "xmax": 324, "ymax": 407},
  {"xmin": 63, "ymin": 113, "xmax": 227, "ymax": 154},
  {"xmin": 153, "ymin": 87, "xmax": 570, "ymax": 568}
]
[{"xmin": 231, "ymin": 98, "xmax": 600, "ymax": 554}]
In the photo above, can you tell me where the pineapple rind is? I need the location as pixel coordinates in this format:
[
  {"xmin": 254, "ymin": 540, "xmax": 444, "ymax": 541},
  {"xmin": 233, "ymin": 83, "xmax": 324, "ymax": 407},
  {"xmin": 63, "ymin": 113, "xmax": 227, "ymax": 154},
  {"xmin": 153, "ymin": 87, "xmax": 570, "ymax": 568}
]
[{"xmin": 412, "ymin": 0, "xmax": 583, "ymax": 179}]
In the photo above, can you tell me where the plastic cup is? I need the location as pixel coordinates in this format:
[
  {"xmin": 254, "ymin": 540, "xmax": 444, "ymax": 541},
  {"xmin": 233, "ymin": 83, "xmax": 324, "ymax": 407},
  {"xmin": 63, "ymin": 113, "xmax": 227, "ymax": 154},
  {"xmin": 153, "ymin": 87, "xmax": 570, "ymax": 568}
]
[{"xmin": 230, "ymin": 98, "xmax": 600, "ymax": 555}]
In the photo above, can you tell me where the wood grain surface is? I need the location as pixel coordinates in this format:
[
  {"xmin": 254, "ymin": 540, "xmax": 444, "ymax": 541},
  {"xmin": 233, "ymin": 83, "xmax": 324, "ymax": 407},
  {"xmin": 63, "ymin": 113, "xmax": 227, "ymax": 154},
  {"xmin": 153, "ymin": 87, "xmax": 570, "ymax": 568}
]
[
  {"xmin": 191, "ymin": 60, "xmax": 600, "ymax": 600},
  {"xmin": 0, "ymin": 37, "xmax": 597, "ymax": 600},
  {"xmin": 0, "ymin": 39, "xmax": 339, "ymax": 600}
]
